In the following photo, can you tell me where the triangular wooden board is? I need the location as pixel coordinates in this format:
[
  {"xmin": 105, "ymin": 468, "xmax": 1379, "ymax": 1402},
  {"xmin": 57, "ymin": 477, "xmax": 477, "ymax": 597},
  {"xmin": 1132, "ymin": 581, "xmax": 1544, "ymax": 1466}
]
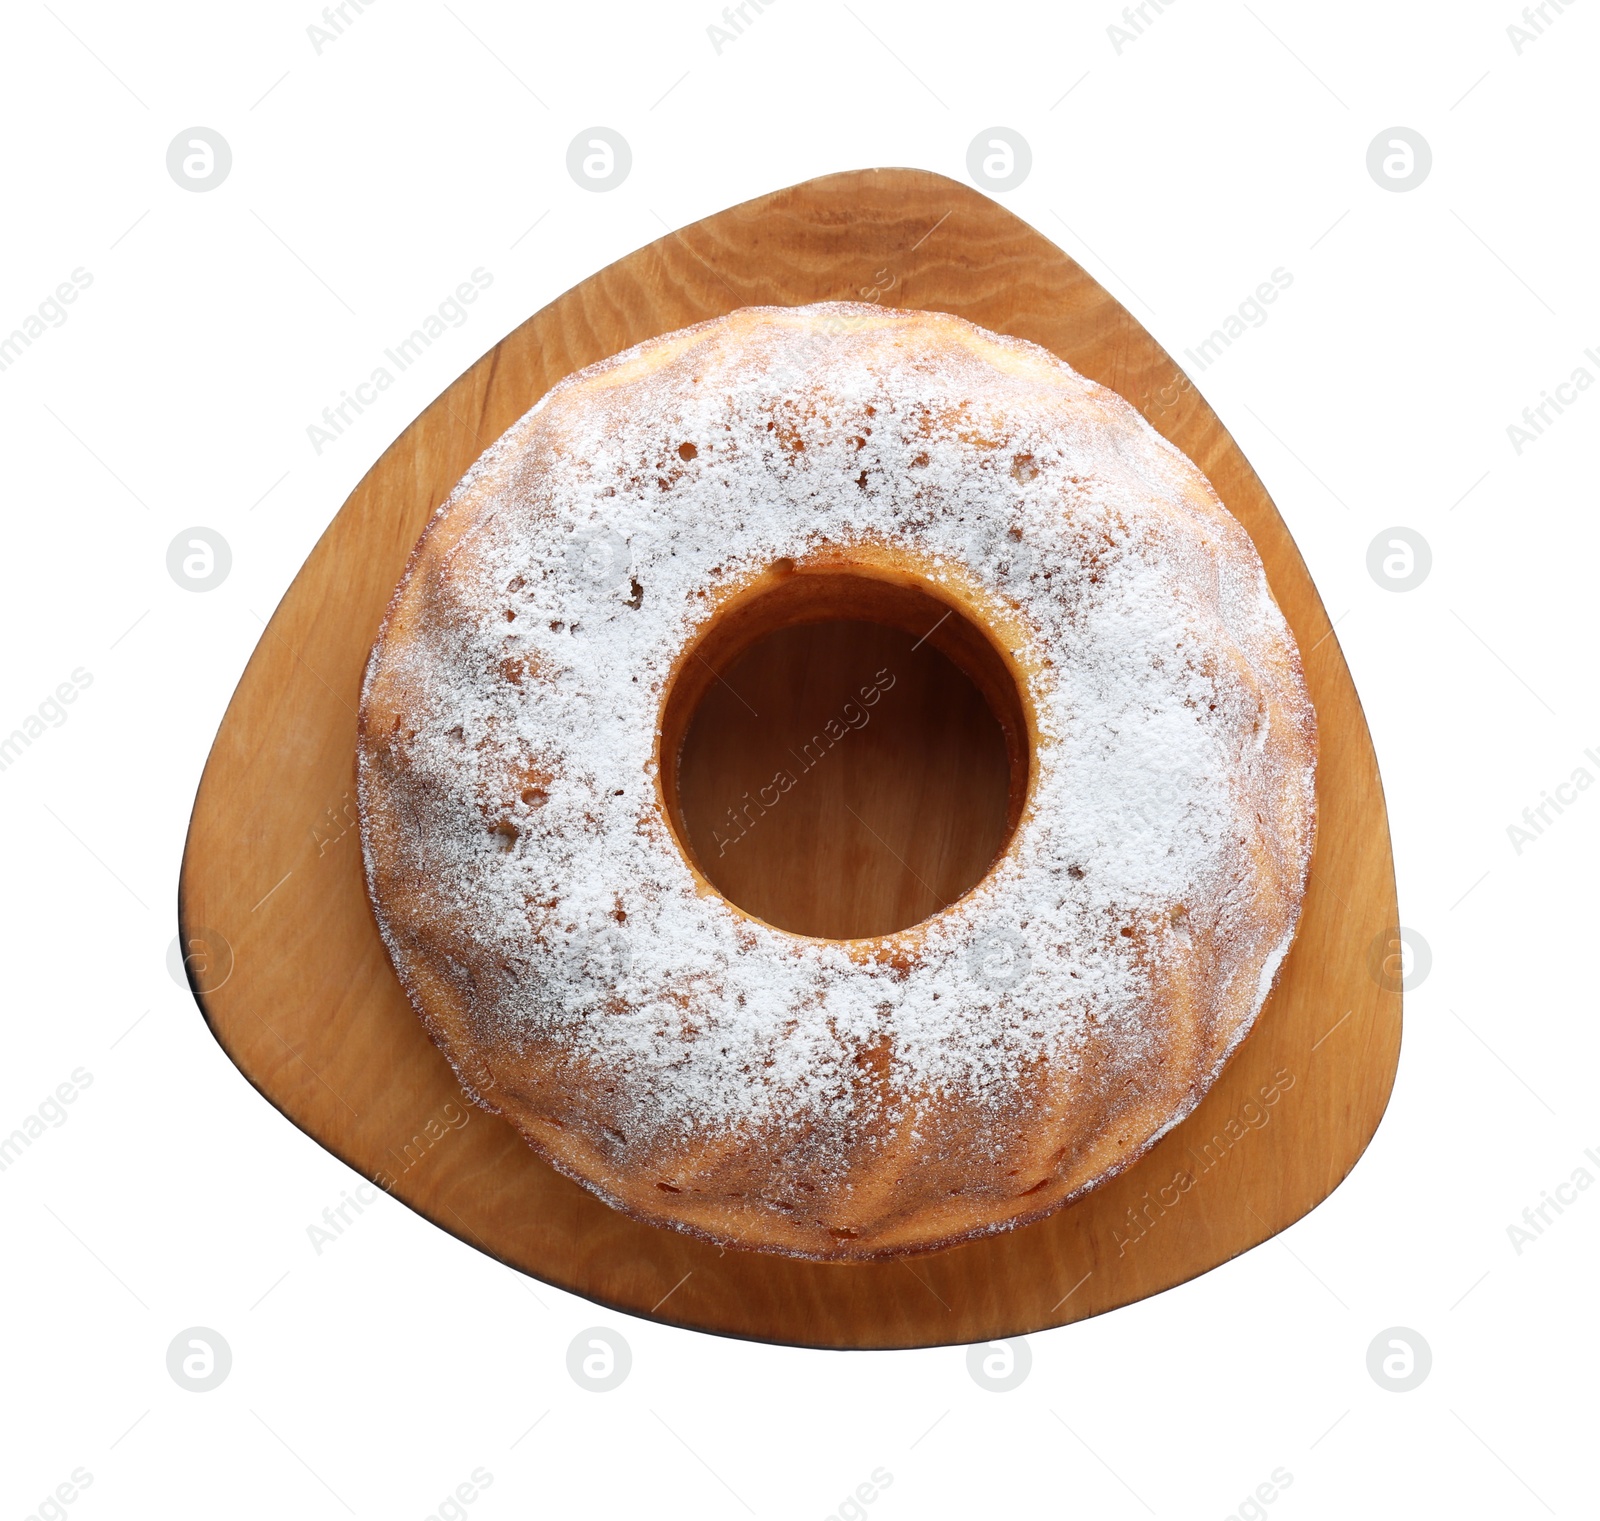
[{"xmin": 179, "ymin": 168, "xmax": 1400, "ymax": 1348}]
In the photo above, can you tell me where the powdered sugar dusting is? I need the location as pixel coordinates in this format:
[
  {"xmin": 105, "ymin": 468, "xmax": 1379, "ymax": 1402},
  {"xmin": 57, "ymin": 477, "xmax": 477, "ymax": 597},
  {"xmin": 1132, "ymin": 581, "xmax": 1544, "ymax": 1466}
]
[{"xmin": 359, "ymin": 304, "xmax": 1316, "ymax": 1187}]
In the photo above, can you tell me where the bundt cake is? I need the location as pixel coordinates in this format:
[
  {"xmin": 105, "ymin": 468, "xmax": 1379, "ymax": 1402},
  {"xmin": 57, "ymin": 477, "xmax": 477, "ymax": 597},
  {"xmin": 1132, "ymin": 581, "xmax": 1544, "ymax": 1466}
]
[{"xmin": 356, "ymin": 303, "xmax": 1317, "ymax": 1260}]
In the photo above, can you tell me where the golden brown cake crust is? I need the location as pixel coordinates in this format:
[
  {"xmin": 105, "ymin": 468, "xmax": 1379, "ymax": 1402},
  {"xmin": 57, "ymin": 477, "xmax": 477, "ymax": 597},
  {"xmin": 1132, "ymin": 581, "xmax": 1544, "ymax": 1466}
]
[{"xmin": 357, "ymin": 303, "xmax": 1316, "ymax": 1260}]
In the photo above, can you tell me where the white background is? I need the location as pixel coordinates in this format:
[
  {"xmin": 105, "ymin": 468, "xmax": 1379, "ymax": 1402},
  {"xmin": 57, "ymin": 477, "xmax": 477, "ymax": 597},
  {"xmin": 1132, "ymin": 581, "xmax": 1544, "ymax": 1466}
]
[{"xmin": 2, "ymin": 1, "xmax": 1595, "ymax": 1517}]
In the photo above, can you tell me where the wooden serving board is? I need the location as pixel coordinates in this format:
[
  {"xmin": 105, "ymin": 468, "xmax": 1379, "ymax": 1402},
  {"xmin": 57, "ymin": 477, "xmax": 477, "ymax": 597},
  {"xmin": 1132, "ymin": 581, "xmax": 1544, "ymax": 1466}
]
[{"xmin": 179, "ymin": 168, "xmax": 1401, "ymax": 1348}]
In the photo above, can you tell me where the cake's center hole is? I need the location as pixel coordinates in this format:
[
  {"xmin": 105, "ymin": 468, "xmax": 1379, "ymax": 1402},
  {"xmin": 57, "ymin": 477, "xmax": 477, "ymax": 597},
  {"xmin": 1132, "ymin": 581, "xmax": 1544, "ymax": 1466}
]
[{"xmin": 660, "ymin": 569, "xmax": 1029, "ymax": 940}]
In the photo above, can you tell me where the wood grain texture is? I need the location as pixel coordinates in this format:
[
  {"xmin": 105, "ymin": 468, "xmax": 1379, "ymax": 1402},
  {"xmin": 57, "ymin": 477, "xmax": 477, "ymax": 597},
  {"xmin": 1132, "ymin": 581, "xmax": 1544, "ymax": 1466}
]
[
  {"xmin": 670, "ymin": 592, "xmax": 1020, "ymax": 941},
  {"xmin": 179, "ymin": 168, "xmax": 1401, "ymax": 1348}
]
